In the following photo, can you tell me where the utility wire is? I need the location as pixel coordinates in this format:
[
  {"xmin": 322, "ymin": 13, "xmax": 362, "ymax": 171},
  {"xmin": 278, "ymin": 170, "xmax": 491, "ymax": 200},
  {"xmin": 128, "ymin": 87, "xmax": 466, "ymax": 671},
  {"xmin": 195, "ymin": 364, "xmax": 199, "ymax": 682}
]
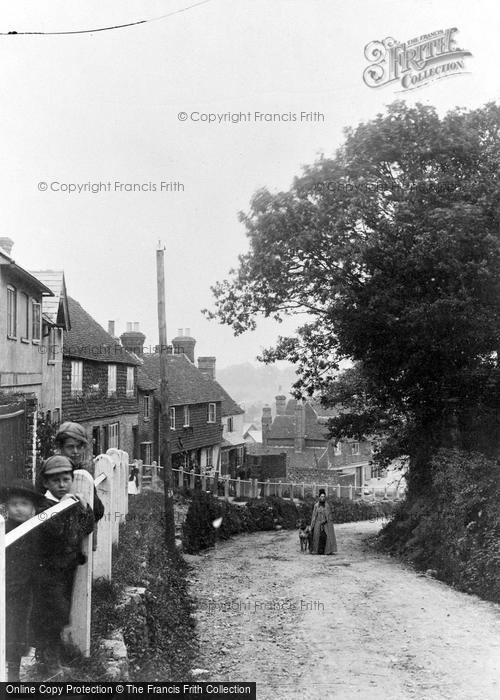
[{"xmin": 1, "ymin": 0, "xmax": 212, "ymax": 36}]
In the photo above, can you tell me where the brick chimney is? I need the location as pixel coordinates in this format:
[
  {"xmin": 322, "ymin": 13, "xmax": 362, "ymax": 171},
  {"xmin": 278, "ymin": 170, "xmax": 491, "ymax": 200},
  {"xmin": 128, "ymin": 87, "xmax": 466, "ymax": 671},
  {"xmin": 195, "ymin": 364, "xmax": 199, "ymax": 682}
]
[
  {"xmin": 261, "ymin": 405, "xmax": 272, "ymax": 448},
  {"xmin": 275, "ymin": 395, "xmax": 286, "ymax": 415},
  {"xmin": 294, "ymin": 401, "xmax": 306, "ymax": 453},
  {"xmin": 0, "ymin": 237, "xmax": 14, "ymax": 256},
  {"xmin": 108, "ymin": 320, "xmax": 115, "ymax": 337},
  {"xmin": 120, "ymin": 321, "xmax": 146, "ymax": 356},
  {"xmin": 172, "ymin": 328, "xmax": 196, "ymax": 363},
  {"xmin": 198, "ymin": 356, "xmax": 216, "ymax": 380}
]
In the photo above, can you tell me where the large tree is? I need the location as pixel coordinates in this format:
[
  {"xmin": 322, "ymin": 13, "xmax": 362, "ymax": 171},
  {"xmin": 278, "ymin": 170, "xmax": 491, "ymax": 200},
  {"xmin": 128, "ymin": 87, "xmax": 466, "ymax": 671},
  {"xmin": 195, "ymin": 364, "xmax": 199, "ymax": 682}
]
[{"xmin": 205, "ymin": 101, "xmax": 500, "ymax": 497}]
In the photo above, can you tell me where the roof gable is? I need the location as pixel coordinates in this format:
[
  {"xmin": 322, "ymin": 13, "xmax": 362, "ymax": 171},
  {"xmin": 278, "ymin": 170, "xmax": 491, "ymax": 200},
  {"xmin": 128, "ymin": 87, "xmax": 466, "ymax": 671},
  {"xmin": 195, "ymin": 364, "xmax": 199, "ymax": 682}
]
[
  {"xmin": 30, "ymin": 270, "xmax": 70, "ymax": 330},
  {"xmin": 64, "ymin": 296, "xmax": 140, "ymax": 365},
  {"xmin": 141, "ymin": 353, "xmax": 228, "ymax": 406}
]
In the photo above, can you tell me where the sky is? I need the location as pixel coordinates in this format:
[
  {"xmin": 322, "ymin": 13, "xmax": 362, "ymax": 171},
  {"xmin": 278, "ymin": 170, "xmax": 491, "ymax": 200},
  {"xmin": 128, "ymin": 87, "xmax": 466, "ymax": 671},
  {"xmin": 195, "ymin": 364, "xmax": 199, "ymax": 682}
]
[{"xmin": 1, "ymin": 0, "xmax": 497, "ymax": 368}]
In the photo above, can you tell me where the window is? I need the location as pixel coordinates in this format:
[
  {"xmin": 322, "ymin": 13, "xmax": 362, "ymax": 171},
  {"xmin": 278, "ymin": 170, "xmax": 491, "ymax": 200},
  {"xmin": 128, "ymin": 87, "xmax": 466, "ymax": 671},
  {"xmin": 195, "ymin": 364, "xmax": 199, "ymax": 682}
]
[
  {"xmin": 143, "ymin": 395, "xmax": 151, "ymax": 420},
  {"xmin": 183, "ymin": 405, "xmax": 190, "ymax": 427},
  {"xmin": 207, "ymin": 402, "xmax": 216, "ymax": 423},
  {"xmin": 126, "ymin": 366, "xmax": 135, "ymax": 396},
  {"xmin": 48, "ymin": 327, "xmax": 57, "ymax": 363},
  {"xmin": 227, "ymin": 416, "xmax": 234, "ymax": 432},
  {"xmin": 31, "ymin": 300, "xmax": 41, "ymax": 342},
  {"xmin": 206, "ymin": 446, "xmax": 213, "ymax": 467},
  {"xmin": 334, "ymin": 442, "xmax": 342, "ymax": 456},
  {"xmin": 21, "ymin": 293, "xmax": 29, "ymax": 340},
  {"xmin": 108, "ymin": 422, "xmax": 119, "ymax": 448},
  {"xmin": 142, "ymin": 442, "xmax": 152, "ymax": 464},
  {"xmin": 107, "ymin": 364, "xmax": 117, "ymax": 396},
  {"xmin": 71, "ymin": 360, "xmax": 83, "ymax": 395},
  {"xmin": 351, "ymin": 442, "xmax": 360, "ymax": 456},
  {"xmin": 7, "ymin": 286, "xmax": 16, "ymax": 338},
  {"xmin": 169, "ymin": 407, "xmax": 176, "ymax": 430}
]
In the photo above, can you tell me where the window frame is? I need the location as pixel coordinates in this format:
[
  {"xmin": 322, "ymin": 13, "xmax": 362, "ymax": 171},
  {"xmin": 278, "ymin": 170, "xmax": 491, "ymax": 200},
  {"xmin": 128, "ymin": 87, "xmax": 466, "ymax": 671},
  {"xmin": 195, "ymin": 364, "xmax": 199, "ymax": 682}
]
[
  {"xmin": 143, "ymin": 394, "xmax": 151, "ymax": 420},
  {"xmin": 31, "ymin": 299, "xmax": 41, "ymax": 343},
  {"xmin": 183, "ymin": 405, "xmax": 190, "ymax": 427},
  {"xmin": 169, "ymin": 407, "xmax": 176, "ymax": 430},
  {"xmin": 126, "ymin": 366, "xmax": 135, "ymax": 396},
  {"xmin": 108, "ymin": 422, "xmax": 120, "ymax": 448},
  {"xmin": 48, "ymin": 327, "xmax": 57, "ymax": 364},
  {"xmin": 227, "ymin": 416, "xmax": 234, "ymax": 432},
  {"xmin": 207, "ymin": 402, "xmax": 216, "ymax": 423},
  {"xmin": 71, "ymin": 360, "xmax": 83, "ymax": 396},
  {"xmin": 107, "ymin": 364, "xmax": 117, "ymax": 396},
  {"xmin": 351, "ymin": 441, "xmax": 360, "ymax": 456},
  {"xmin": 21, "ymin": 292, "xmax": 29, "ymax": 341},
  {"xmin": 7, "ymin": 285, "xmax": 17, "ymax": 339}
]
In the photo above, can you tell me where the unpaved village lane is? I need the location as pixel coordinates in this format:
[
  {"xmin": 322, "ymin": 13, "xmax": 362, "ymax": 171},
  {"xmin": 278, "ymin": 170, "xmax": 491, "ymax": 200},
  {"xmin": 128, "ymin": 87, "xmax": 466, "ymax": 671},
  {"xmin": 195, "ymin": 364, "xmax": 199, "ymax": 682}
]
[{"xmin": 185, "ymin": 521, "xmax": 500, "ymax": 700}]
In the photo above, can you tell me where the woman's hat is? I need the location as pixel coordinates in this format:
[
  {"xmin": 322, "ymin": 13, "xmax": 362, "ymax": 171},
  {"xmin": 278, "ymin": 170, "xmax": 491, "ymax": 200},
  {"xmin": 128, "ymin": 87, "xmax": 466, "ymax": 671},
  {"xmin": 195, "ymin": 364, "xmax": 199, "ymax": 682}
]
[
  {"xmin": 40, "ymin": 455, "xmax": 74, "ymax": 477},
  {"xmin": 0, "ymin": 478, "xmax": 46, "ymax": 506},
  {"xmin": 55, "ymin": 421, "xmax": 88, "ymax": 445}
]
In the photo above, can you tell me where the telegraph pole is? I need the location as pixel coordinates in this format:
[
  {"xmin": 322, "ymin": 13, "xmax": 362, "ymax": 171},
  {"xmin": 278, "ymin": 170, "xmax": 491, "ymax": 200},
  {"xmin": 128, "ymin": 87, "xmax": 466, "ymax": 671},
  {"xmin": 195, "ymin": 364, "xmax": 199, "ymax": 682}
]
[{"xmin": 156, "ymin": 242, "xmax": 175, "ymax": 552}]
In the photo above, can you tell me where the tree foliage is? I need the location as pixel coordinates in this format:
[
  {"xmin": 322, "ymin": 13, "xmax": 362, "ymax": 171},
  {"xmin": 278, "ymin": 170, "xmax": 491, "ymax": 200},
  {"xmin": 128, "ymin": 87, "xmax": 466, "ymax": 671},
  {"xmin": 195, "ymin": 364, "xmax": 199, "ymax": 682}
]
[{"xmin": 205, "ymin": 102, "xmax": 500, "ymax": 492}]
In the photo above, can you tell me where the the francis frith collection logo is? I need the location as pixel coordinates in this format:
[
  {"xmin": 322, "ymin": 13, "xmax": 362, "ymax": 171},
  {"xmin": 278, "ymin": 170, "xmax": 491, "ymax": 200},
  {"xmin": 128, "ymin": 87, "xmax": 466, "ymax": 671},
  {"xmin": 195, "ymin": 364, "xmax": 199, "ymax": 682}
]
[{"xmin": 363, "ymin": 28, "xmax": 472, "ymax": 90}]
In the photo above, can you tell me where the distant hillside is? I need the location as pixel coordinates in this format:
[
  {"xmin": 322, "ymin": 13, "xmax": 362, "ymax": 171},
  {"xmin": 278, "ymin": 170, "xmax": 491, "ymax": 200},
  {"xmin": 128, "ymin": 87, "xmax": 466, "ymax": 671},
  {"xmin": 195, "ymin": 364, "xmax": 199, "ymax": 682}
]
[{"xmin": 216, "ymin": 362, "xmax": 298, "ymax": 419}]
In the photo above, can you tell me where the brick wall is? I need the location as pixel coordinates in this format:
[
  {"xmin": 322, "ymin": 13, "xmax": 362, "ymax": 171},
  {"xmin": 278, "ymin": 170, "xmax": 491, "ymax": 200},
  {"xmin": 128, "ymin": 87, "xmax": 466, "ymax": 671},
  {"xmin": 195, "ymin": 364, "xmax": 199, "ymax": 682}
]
[{"xmin": 62, "ymin": 358, "xmax": 138, "ymax": 421}]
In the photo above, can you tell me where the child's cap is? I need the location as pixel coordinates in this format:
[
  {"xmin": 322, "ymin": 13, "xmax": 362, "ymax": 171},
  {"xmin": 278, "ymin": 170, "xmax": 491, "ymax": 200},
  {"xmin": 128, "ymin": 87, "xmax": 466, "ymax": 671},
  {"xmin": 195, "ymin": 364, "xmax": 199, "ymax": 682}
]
[
  {"xmin": 0, "ymin": 479, "xmax": 45, "ymax": 506},
  {"xmin": 40, "ymin": 455, "xmax": 74, "ymax": 477},
  {"xmin": 55, "ymin": 421, "xmax": 88, "ymax": 445}
]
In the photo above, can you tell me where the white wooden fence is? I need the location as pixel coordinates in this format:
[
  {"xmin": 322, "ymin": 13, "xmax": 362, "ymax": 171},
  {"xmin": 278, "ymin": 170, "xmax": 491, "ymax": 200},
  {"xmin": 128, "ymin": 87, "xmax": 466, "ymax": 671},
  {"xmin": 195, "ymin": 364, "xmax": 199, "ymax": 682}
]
[
  {"xmin": 136, "ymin": 463, "xmax": 404, "ymax": 501},
  {"xmin": 0, "ymin": 448, "xmax": 129, "ymax": 681}
]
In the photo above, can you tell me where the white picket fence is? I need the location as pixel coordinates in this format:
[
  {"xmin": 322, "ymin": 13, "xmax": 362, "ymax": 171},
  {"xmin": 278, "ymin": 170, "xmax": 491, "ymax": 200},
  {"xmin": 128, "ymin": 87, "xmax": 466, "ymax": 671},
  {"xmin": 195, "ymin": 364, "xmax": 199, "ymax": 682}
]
[
  {"xmin": 137, "ymin": 463, "xmax": 404, "ymax": 501},
  {"xmin": 0, "ymin": 448, "xmax": 130, "ymax": 681}
]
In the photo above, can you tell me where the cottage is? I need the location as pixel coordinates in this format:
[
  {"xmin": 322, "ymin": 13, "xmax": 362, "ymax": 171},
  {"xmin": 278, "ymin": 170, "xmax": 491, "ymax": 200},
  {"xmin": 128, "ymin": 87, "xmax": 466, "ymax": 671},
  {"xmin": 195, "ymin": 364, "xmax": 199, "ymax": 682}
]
[
  {"xmin": 62, "ymin": 297, "xmax": 140, "ymax": 458},
  {"xmin": 250, "ymin": 395, "xmax": 373, "ymax": 488}
]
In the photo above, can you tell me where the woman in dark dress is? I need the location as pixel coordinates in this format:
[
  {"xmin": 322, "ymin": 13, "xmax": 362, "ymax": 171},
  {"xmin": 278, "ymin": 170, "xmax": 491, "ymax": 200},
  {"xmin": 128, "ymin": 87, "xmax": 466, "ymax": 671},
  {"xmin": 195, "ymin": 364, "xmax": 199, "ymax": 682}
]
[{"xmin": 310, "ymin": 489, "xmax": 337, "ymax": 554}]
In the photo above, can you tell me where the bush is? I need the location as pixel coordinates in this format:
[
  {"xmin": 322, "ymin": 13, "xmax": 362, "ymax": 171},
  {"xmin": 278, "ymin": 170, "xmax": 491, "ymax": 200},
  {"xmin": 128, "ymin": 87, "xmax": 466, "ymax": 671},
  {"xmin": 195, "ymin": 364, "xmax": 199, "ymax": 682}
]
[
  {"xmin": 182, "ymin": 491, "xmax": 395, "ymax": 554},
  {"xmin": 379, "ymin": 449, "xmax": 500, "ymax": 603},
  {"xmin": 92, "ymin": 492, "xmax": 198, "ymax": 680}
]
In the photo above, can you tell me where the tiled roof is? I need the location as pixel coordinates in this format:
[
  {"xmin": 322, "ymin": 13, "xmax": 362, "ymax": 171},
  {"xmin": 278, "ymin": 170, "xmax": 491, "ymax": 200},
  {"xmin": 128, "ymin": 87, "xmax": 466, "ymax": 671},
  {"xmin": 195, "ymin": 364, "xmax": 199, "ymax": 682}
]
[
  {"xmin": 304, "ymin": 403, "xmax": 329, "ymax": 440},
  {"xmin": 141, "ymin": 353, "xmax": 225, "ymax": 406},
  {"xmin": 30, "ymin": 270, "xmax": 70, "ymax": 329},
  {"xmin": 268, "ymin": 414, "xmax": 296, "ymax": 439},
  {"xmin": 213, "ymin": 381, "xmax": 244, "ymax": 417},
  {"xmin": 137, "ymin": 366, "xmax": 157, "ymax": 391},
  {"xmin": 64, "ymin": 296, "xmax": 140, "ymax": 365}
]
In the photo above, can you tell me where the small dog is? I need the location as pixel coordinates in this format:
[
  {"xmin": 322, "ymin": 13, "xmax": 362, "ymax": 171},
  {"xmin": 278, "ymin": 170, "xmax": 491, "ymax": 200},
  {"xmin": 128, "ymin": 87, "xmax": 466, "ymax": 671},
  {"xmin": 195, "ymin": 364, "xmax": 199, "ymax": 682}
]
[{"xmin": 297, "ymin": 518, "xmax": 311, "ymax": 552}]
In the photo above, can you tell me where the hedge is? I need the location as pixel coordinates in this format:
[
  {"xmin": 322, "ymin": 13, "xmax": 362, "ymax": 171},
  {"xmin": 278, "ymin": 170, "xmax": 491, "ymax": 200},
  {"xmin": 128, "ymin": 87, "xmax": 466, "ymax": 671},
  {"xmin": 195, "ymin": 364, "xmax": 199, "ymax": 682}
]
[
  {"xmin": 182, "ymin": 490, "xmax": 394, "ymax": 554},
  {"xmin": 379, "ymin": 449, "xmax": 500, "ymax": 604}
]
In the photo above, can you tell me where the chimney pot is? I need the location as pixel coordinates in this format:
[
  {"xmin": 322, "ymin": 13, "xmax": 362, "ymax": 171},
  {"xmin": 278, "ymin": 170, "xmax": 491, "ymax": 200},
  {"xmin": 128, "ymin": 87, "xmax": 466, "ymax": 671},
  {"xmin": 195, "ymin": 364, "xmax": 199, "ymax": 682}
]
[
  {"xmin": 185, "ymin": 327, "xmax": 191, "ymax": 337},
  {"xmin": 108, "ymin": 320, "xmax": 115, "ymax": 337},
  {"xmin": 0, "ymin": 237, "xmax": 14, "ymax": 256},
  {"xmin": 177, "ymin": 328, "xmax": 183, "ymax": 337},
  {"xmin": 197, "ymin": 356, "xmax": 216, "ymax": 380}
]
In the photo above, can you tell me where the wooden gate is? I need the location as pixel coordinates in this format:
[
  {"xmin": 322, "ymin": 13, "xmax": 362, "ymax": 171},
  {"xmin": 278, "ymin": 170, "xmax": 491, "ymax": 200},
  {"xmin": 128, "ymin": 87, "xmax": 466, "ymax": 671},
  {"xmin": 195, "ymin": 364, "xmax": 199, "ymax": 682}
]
[{"xmin": 0, "ymin": 400, "xmax": 26, "ymax": 482}]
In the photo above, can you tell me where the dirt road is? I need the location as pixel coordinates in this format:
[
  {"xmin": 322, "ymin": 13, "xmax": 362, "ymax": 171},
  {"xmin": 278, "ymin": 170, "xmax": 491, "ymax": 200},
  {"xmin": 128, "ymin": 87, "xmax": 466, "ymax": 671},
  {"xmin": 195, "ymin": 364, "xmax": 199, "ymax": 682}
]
[{"xmin": 185, "ymin": 521, "xmax": 500, "ymax": 700}]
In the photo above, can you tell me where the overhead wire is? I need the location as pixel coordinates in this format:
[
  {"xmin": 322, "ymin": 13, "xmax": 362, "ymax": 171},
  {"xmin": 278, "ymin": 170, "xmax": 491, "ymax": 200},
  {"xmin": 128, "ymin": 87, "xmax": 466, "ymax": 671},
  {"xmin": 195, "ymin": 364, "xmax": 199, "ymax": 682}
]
[{"xmin": 0, "ymin": 0, "xmax": 213, "ymax": 36}]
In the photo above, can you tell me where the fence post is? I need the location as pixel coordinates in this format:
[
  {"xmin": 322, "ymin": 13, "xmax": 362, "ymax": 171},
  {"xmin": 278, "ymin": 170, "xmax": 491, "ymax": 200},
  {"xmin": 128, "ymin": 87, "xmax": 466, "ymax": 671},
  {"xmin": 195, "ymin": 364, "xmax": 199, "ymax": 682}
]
[
  {"xmin": 107, "ymin": 449, "xmax": 124, "ymax": 542},
  {"xmin": 336, "ymin": 483, "xmax": 341, "ymax": 498},
  {"xmin": 201, "ymin": 474, "xmax": 207, "ymax": 491},
  {"xmin": 395, "ymin": 482, "xmax": 399, "ymax": 500},
  {"xmin": 178, "ymin": 467, "xmax": 184, "ymax": 488},
  {"xmin": 0, "ymin": 515, "xmax": 5, "ymax": 682},
  {"xmin": 224, "ymin": 475, "xmax": 230, "ymax": 501},
  {"xmin": 277, "ymin": 480, "xmax": 282, "ymax": 498},
  {"xmin": 348, "ymin": 484, "xmax": 353, "ymax": 500},
  {"xmin": 384, "ymin": 484, "xmax": 388, "ymax": 499},
  {"xmin": 190, "ymin": 469, "xmax": 195, "ymax": 490},
  {"xmin": 93, "ymin": 455, "xmax": 115, "ymax": 581},
  {"xmin": 64, "ymin": 469, "xmax": 94, "ymax": 657},
  {"xmin": 236, "ymin": 477, "xmax": 241, "ymax": 498},
  {"xmin": 135, "ymin": 459, "xmax": 143, "ymax": 494},
  {"xmin": 265, "ymin": 479, "xmax": 270, "ymax": 497}
]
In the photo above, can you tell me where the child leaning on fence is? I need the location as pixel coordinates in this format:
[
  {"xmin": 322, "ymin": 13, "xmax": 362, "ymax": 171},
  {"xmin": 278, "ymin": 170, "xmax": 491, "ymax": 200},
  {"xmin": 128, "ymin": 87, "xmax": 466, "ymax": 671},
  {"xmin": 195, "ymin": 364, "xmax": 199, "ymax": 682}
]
[
  {"xmin": 31, "ymin": 455, "xmax": 95, "ymax": 679},
  {"xmin": 0, "ymin": 479, "xmax": 45, "ymax": 682}
]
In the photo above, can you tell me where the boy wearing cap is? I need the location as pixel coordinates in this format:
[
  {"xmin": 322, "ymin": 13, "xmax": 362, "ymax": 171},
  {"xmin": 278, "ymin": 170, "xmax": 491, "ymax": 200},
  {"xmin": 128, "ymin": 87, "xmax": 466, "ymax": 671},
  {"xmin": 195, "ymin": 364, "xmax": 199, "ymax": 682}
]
[
  {"xmin": 54, "ymin": 421, "xmax": 104, "ymax": 523},
  {"xmin": 32, "ymin": 455, "xmax": 95, "ymax": 678},
  {"xmin": 0, "ymin": 480, "xmax": 45, "ymax": 681}
]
